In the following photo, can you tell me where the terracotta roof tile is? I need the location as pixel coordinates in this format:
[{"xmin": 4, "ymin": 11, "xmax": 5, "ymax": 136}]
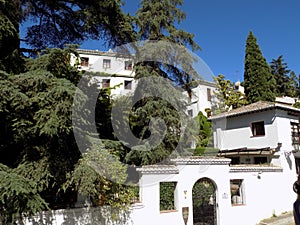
[{"xmin": 210, "ymin": 101, "xmax": 300, "ymax": 120}]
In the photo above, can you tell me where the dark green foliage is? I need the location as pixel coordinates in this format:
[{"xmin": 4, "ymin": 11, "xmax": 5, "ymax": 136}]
[
  {"xmin": 160, "ymin": 182, "xmax": 176, "ymax": 211},
  {"xmin": 1, "ymin": 0, "xmax": 136, "ymax": 74},
  {"xmin": 193, "ymin": 180, "xmax": 215, "ymax": 207},
  {"xmin": 243, "ymin": 31, "xmax": 276, "ymax": 103},
  {"xmin": 124, "ymin": 76, "xmax": 187, "ymax": 165},
  {"xmin": 188, "ymin": 147, "xmax": 219, "ymax": 156},
  {"xmin": 135, "ymin": 0, "xmax": 200, "ymax": 89},
  {"xmin": 213, "ymin": 74, "xmax": 247, "ymax": 112},
  {"xmin": 289, "ymin": 71, "xmax": 300, "ymax": 98},
  {"xmin": 270, "ymin": 55, "xmax": 293, "ymax": 97},
  {"xmin": 0, "ymin": 164, "xmax": 48, "ymax": 224},
  {"xmin": 25, "ymin": 45, "xmax": 82, "ymax": 85},
  {"xmin": 293, "ymin": 101, "xmax": 300, "ymax": 108},
  {"xmin": 196, "ymin": 111, "xmax": 212, "ymax": 148},
  {"xmin": 23, "ymin": 0, "xmax": 136, "ymax": 49},
  {"xmin": 270, "ymin": 55, "xmax": 290, "ymax": 95},
  {"xmin": 0, "ymin": 0, "xmax": 24, "ymax": 73},
  {"xmin": 63, "ymin": 145, "xmax": 135, "ymax": 209},
  {"xmin": 122, "ymin": 0, "xmax": 200, "ymax": 165},
  {"xmin": 0, "ymin": 69, "xmax": 81, "ymax": 210},
  {"xmin": 0, "ymin": 48, "xmax": 136, "ymax": 222}
]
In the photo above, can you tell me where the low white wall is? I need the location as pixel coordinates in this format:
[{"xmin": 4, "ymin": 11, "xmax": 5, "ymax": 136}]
[{"xmin": 21, "ymin": 158, "xmax": 297, "ymax": 225}]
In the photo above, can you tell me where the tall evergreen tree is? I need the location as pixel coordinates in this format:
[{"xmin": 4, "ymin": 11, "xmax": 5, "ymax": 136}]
[
  {"xmin": 243, "ymin": 31, "xmax": 276, "ymax": 103},
  {"xmin": 270, "ymin": 55, "xmax": 292, "ymax": 97},
  {"xmin": 122, "ymin": 0, "xmax": 201, "ymax": 165},
  {"xmin": 0, "ymin": 0, "xmax": 24, "ymax": 73},
  {"xmin": 290, "ymin": 71, "xmax": 300, "ymax": 98},
  {"xmin": 0, "ymin": 0, "xmax": 136, "ymax": 74}
]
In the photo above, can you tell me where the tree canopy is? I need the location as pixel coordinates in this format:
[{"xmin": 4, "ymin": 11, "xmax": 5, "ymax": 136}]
[
  {"xmin": 243, "ymin": 31, "xmax": 276, "ymax": 104},
  {"xmin": 269, "ymin": 55, "xmax": 299, "ymax": 98},
  {"xmin": 117, "ymin": 0, "xmax": 201, "ymax": 165},
  {"xmin": 212, "ymin": 74, "xmax": 247, "ymax": 113},
  {"xmin": 0, "ymin": 0, "xmax": 136, "ymax": 74}
]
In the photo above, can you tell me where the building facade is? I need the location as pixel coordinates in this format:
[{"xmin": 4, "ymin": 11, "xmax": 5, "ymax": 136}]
[
  {"xmin": 72, "ymin": 49, "xmax": 217, "ymax": 116},
  {"xmin": 71, "ymin": 49, "xmax": 137, "ymax": 97}
]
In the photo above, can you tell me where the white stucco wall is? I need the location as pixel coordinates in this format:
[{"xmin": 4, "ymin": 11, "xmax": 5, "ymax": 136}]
[
  {"xmin": 186, "ymin": 81, "xmax": 217, "ymax": 117},
  {"xmin": 91, "ymin": 76, "xmax": 137, "ymax": 97},
  {"xmin": 22, "ymin": 157, "xmax": 297, "ymax": 225},
  {"xmin": 212, "ymin": 110, "xmax": 280, "ymax": 151},
  {"xmin": 226, "ymin": 167, "xmax": 296, "ymax": 225}
]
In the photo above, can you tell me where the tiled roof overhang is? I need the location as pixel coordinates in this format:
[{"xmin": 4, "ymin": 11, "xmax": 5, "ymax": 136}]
[
  {"xmin": 209, "ymin": 101, "xmax": 300, "ymax": 120},
  {"xmin": 218, "ymin": 147, "xmax": 275, "ymax": 156}
]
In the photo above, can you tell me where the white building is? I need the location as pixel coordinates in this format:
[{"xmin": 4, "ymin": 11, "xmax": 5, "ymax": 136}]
[
  {"xmin": 24, "ymin": 101, "xmax": 299, "ymax": 225},
  {"xmin": 186, "ymin": 80, "xmax": 217, "ymax": 117},
  {"xmin": 71, "ymin": 49, "xmax": 137, "ymax": 97},
  {"xmin": 72, "ymin": 49, "xmax": 217, "ymax": 116}
]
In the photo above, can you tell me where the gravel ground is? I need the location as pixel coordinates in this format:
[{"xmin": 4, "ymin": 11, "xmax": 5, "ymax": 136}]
[{"xmin": 257, "ymin": 211, "xmax": 294, "ymax": 225}]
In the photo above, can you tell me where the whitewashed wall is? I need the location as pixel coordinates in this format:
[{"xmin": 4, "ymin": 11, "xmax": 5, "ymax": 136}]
[
  {"xmin": 212, "ymin": 110, "xmax": 280, "ymax": 151},
  {"xmin": 186, "ymin": 81, "xmax": 217, "ymax": 117},
  {"xmin": 22, "ymin": 157, "xmax": 297, "ymax": 225}
]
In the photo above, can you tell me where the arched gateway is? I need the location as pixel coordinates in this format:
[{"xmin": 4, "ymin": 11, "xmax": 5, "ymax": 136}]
[{"xmin": 192, "ymin": 177, "xmax": 217, "ymax": 225}]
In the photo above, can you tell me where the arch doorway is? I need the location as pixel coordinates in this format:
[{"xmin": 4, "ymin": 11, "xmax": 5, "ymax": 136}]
[{"xmin": 192, "ymin": 177, "xmax": 217, "ymax": 225}]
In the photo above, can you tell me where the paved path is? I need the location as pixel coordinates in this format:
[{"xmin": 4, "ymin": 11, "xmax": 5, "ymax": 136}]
[{"xmin": 257, "ymin": 211, "xmax": 294, "ymax": 225}]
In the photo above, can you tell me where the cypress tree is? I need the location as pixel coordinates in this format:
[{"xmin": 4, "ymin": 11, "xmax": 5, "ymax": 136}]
[{"xmin": 243, "ymin": 31, "xmax": 276, "ymax": 103}]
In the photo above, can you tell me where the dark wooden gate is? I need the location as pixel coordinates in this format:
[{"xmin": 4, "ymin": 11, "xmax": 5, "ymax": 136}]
[{"xmin": 192, "ymin": 178, "xmax": 217, "ymax": 225}]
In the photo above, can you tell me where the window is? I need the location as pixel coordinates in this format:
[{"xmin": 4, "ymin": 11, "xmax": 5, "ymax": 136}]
[
  {"xmin": 125, "ymin": 60, "xmax": 133, "ymax": 70},
  {"xmin": 188, "ymin": 109, "xmax": 193, "ymax": 117},
  {"xmin": 230, "ymin": 179, "xmax": 245, "ymax": 205},
  {"xmin": 254, "ymin": 157, "xmax": 268, "ymax": 164},
  {"xmin": 103, "ymin": 59, "xmax": 111, "ymax": 69},
  {"xmin": 102, "ymin": 79, "xmax": 110, "ymax": 88},
  {"xmin": 80, "ymin": 57, "xmax": 89, "ymax": 67},
  {"xmin": 230, "ymin": 157, "xmax": 240, "ymax": 165},
  {"xmin": 207, "ymin": 88, "xmax": 212, "ymax": 101},
  {"xmin": 251, "ymin": 121, "xmax": 265, "ymax": 136},
  {"xmin": 124, "ymin": 80, "xmax": 132, "ymax": 90},
  {"xmin": 291, "ymin": 122, "xmax": 300, "ymax": 149},
  {"xmin": 160, "ymin": 182, "xmax": 177, "ymax": 211}
]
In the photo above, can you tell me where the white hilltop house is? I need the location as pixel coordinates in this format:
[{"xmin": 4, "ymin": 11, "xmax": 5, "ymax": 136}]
[
  {"xmin": 185, "ymin": 80, "xmax": 217, "ymax": 117},
  {"xmin": 71, "ymin": 49, "xmax": 137, "ymax": 97},
  {"xmin": 71, "ymin": 49, "xmax": 217, "ymax": 117}
]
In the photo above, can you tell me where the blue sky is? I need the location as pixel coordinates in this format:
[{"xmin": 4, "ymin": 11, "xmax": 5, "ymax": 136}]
[{"xmin": 22, "ymin": 1, "xmax": 300, "ymax": 83}]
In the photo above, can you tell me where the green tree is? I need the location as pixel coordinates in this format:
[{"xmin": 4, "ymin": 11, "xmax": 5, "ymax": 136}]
[
  {"xmin": 270, "ymin": 55, "xmax": 293, "ymax": 97},
  {"xmin": 1, "ymin": 0, "xmax": 136, "ymax": 74},
  {"xmin": 24, "ymin": 0, "xmax": 136, "ymax": 50},
  {"xmin": 0, "ymin": 49, "xmax": 135, "ymax": 222},
  {"xmin": 122, "ymin": 0, "xmax": 200, "ymax": 165},
  {"xmin": 63, "ymin": 143, "xmax": 135, "ymax": 210},
  {"xmin": 243, "ymin": 31, "xmax": 276, "ymax": 103},
  {"xmin": 196, "ymin": 111, "xmax": 211, "ymax": 148},
  {"xmin": 212, "ymin": 74, "xmax": 247, "ymax": 113},
  {"xmin": 0, "ymin": 0, "xmax": 24, "ymax": 73},
  {"xmin": 290, "ymin": 71, "xmax": 300, "ymax": 98},
  {"xmin": 0, "ymin": 164, "xmax": 48, "ymax": 224}
]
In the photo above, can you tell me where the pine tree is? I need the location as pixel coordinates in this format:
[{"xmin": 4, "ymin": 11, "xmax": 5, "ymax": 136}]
[
  {"xmin": 243, "ymin": 31, "xmax": 276, "ymax": 103},
  {"xmin": 0, "ymin": 0, "xmax": 24, "ymax": 73},
  {"xmin": 1, "ymin": 0, "xmax": 136, "ymax": 74},
  {"xmin": 123, "ymin": 0, "xmax": 200, "ymax": 165},
  {"xmin": 270, "ymin": 55, "xmax": 292, "ymax": 97},
  {"xmin": 290, "ymin": 71, "xmax": 300, "ymax": 98}
]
